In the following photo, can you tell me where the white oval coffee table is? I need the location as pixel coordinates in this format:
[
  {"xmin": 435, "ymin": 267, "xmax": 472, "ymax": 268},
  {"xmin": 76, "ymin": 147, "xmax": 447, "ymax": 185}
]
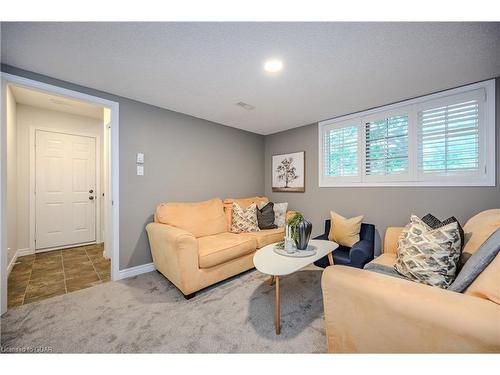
[{"xmin": 253, "ymin": 239, "xmax": 338, "ymax": 334}]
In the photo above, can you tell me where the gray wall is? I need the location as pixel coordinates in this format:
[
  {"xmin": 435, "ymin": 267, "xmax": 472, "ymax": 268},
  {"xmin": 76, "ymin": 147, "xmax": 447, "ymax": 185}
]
[
  {"xmin": 4, "ymin": 63, "xmax": 498, "ymax": 268},
  {"xmin": 265, "ymin": 79, "xmax": 500, "ymax": 254},
  {"xmin": 2, "ymin": 65, "xmax": 264, "ymax": 269}
]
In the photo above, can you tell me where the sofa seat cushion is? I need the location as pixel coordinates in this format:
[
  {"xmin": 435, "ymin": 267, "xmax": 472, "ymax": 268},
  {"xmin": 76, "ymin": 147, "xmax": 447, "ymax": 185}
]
[
  {"xmin": 241, "ymin": 227, "xmax": 284, "ymax": 248},
  {"xmin": 198, "ymin": 232, "xmax": 257, "ymax": 269},
  {"xmin": 155, "ymin": 198, "xmax": 227, "ymax": 238}
]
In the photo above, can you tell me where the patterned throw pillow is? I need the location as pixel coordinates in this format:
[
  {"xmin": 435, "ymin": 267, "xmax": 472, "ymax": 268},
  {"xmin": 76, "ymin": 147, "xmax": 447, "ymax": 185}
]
[
  {"xmin": 256, "ymin": 202, "xmax": 277, "ymax": 230},
  {"xmin": 394, "ymin": 215, "xmax": 461, "ymax": 289},
  {"xmin": 272, "ymin": 202, "xmax": 288, "ymax": 227},
  {"xmin": 422, "ymin": 213, "xmax": 465, "ymax": 249},
  {"xmin": 231, "ymin": 203, "xmax": 260, "ymax": 233}
]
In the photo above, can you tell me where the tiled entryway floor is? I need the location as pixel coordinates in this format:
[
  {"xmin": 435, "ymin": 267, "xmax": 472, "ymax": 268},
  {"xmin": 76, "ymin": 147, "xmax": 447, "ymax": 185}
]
[{"xmin": 7, "ymin": 243, "xmax": 110, "ymax": 309}]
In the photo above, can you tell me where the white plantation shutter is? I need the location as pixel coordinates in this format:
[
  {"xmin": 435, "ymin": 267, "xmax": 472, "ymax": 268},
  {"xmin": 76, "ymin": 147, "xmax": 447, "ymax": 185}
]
[
  {"xmin": 365, "ymin": 115, "xmax": 409, "ymax": 177},
  {"xmin": 418, "ymin": 90, "xmax": 483, "ymax": 177},
  {"xmin": 318, "ymin": 80, "xmax": 495, "ymax": 187},
  {"xmin": 323, "ymin": 124, "xmax": 359, "ymax": 178}
]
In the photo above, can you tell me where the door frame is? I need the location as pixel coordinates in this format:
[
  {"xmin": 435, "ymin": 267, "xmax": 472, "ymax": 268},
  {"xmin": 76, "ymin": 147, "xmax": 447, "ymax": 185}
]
[
  {"xmin": 31, "ymin": 127, "xmax": 102, "ymax": 253},
  {"xmin": 0, "ymin": 72, "xmax": 120, "ymax": 314}
]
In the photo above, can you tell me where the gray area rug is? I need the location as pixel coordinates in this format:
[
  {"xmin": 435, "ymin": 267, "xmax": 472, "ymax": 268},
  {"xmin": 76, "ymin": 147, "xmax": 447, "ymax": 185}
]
[{"xmin": 1, "ymin": 269, "xmax": 327, "ymax": 353}]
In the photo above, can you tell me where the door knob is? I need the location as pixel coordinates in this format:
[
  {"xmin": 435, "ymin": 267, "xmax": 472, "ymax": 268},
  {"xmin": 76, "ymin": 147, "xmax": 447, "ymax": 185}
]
[
  {"xmin": 89, "ymin": 196, "xmax": 95, "ymax": 200},
  {"xmin": 89, "ymin": 189, "xmax": 94, "ymax": 193}
]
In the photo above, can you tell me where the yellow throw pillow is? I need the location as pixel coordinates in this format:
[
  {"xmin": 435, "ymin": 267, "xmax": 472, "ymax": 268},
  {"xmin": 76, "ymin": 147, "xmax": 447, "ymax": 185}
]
[{"xmin": 328, "ymin": 211, "xmax": 364, "ymax": 247}]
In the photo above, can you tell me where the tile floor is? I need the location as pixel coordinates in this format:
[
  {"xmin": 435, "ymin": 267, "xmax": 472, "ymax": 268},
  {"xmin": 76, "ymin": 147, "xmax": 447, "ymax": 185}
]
[{"xmin": 7, "ymin": 243, "xmax": 110, "ymax": 309}]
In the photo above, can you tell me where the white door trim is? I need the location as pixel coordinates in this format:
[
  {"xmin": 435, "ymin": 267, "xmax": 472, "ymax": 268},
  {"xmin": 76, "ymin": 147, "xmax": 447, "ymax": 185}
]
[
  {"xmin": 0, "ymin": 72, "xmax": 120, "ymax": 314},
  {"xmin": 31, "ymin": 127, "xmax": 102, "ymax": 252}
]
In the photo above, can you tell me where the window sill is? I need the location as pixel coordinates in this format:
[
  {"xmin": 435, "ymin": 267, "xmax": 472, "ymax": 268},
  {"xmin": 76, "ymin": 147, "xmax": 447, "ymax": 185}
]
[{"xmin": 318, "ymin": 180, "xmax": 495, "ymax": 188}]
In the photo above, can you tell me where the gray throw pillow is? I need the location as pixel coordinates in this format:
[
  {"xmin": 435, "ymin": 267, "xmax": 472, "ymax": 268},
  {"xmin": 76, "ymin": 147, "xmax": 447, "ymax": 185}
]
[
  {"xmin": 364, "ymin": 262, "xmax": 407, "ymax": 280},
  {"xmin": 256, "ymin": 202, "xmax": 277, "ymax": 230},
  {"xmin": 448, "ymin": 229, "xmax": 500, "ymax": 293}
]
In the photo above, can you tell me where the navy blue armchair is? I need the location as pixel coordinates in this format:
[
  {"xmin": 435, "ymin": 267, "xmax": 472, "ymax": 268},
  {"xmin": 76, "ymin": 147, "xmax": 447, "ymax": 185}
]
[{"xmin": 314, "ymin": 219, "xmax": 375, "ymax": 269}]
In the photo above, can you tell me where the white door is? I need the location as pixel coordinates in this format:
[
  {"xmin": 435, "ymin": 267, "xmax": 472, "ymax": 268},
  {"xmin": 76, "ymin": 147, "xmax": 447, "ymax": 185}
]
[{"xmin": 35, "ymin": 130, "xmax": 96, "ymax": 250}]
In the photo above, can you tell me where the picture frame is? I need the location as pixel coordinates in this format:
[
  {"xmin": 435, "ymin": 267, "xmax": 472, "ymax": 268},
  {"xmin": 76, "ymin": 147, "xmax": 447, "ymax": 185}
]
[{"xmin": 272, "ymin": 151, "xmax": 305, "ymax": 192}]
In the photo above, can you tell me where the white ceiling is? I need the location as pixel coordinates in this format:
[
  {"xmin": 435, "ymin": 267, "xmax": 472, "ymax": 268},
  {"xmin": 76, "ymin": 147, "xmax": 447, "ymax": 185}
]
[
  {"xmin": 10, "ymin": 85, "xmax": 103, "ymax": 119},
  {"xmin": 2, "ymin": 22, "xmax": 500, "ymax": 135}
]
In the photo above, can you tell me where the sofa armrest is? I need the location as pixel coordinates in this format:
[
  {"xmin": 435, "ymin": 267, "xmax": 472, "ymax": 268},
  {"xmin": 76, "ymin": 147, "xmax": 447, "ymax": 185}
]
[
  {"xmin": 384, "ymin": 227, "xmax": 404, "ymax": 255},
  {"xmin": 349, "ymin": 239, "xmax": 374, "ymax": 267},
  {"xmin": 321, "ymin": 266, "xmax": 500, "ymax": 353},
  {"xmin": 146, "ymin": 222, "xmax": 199, "ymax": 294}
]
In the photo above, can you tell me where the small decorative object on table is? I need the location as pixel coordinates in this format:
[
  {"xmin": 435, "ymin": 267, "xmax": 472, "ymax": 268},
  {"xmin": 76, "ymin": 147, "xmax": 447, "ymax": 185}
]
[
  {"xmin": 275, "ymin": 212, "xmax": 314, "ymax": 255},
  {"xmin": 295, "ymin": 217, "xmax": 312, "ymax": 250},
  {"xmin": 284, "ymin": 224, "xmax": 296, "ymax": 253}
]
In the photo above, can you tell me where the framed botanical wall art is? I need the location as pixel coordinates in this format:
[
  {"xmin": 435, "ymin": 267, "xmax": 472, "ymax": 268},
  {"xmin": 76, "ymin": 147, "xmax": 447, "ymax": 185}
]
[{"xmin": 272, "ymin": 151, "xmax": 305, "ymax": 192}]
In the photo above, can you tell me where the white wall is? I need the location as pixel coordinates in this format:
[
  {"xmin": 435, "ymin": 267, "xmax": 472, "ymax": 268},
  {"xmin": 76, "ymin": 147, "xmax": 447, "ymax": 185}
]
[
  {"xmin": 6, "ymin": 86, "xmax": 17, "ymax": 265},
  {"xmin": 102, "ymin": 108, "xmax": 111, "ymax": 258},
  {"xmin": 16, "ymin": 104, "xmax": 104, "ymax": 252}
]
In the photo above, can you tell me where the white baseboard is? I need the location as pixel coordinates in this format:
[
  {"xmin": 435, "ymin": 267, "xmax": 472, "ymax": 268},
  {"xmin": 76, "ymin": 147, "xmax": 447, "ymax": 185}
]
[
  {"xmin": 7, "ymin": 252, "xmax": 18, "ymax": 275},
  {"xmin": 17, "ymin": 248, "xmax": 34, "ymax": 256},
  {"xmin": 118, "ymin": 262, "xmax": 156, "ymax": 280},
  {"xmin": 7, "ymin": 248, "xmax": 33, "ymax": 275}
]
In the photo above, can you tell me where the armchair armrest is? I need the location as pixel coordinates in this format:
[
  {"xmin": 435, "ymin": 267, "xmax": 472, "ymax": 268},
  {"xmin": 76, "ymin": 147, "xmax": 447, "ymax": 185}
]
[
  {"xmin": 384, "ymin": 227, "xmax": 404, "ymax": 255},
  {"xmin": 146, "ymin": 222, "xmax": 199, "ymax": 294},
  {"xmin": 321, "ymin": 266, "xmax": 500, "ymax": 353},
  {"xmin": 313, "ymin": 233, "xmax": 329, "ymax": 240},
  {"xmin": 349, "ymin": 239, "xmax": 374, "ymax": 267}
]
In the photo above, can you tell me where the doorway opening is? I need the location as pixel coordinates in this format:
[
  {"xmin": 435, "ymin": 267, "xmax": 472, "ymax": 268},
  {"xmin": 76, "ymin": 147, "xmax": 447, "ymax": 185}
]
[{"xmin": 1, "ymin": 74, "xmax": 120, "ymax": 313}]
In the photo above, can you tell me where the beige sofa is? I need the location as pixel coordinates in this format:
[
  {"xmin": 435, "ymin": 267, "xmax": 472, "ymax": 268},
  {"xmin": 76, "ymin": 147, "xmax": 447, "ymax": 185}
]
[
  {"xmin": 321, "ymin": 209, "xmax": 500, "ymax": 353},
  {"xmin": 146, "ymin": 196, "xmax": 287, "ymax": 298}
]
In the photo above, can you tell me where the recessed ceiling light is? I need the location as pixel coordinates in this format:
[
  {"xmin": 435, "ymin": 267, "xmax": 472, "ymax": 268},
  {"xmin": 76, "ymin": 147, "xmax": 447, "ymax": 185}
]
[{"xmin": 264, "ymin": 59, "xmax": 283, "ymax": 73}]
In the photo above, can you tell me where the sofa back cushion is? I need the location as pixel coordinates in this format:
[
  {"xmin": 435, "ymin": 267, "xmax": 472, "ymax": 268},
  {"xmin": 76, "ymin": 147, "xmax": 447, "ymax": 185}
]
[
  {"xmin": 464, "ymin": 252, "xmax": 500, "ymax": 304},
  {"xmin": 155, "ymin": 198, "xmax": 227, "ymax": 238},
  {"xmin": 462, "ymin": 209, "xmax": 500, "ymax": 258},
  {"xmin": 223, "ymin": 196, "xmax": 268, "ymax": 230}
]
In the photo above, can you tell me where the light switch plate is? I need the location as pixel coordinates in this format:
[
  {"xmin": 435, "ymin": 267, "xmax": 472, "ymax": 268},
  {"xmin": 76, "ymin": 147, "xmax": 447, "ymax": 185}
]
[
  {"xmin": 136, "ymin": 152, "xmax": 144, "ymax": 164},
  {"xmin": 137, "ymin": 165, "xmax": 144, "ymax": 176}
]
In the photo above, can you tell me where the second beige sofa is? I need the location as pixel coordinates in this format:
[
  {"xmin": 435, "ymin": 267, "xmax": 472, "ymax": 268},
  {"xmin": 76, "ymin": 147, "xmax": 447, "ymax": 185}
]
[
  {"xmin": 321, "ymin": 209, "xmax": 500, "ymax": 353},
  {"xmin": 146, "ymin": 196, "xmax": 287, "ymax": 298}
]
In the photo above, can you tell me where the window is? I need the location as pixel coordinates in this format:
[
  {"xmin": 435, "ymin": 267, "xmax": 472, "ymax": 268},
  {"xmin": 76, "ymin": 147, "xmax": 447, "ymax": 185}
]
[
  {"xmin": 417, "ymin": 91, "xmax": 482, "ymax": 178},
  {"xmin": 319, "ymin": 80, "xmax": 495, "ymax": 187},
  {"xmin": 324, "ymin": 124, "xmax": 358, "ymax": 178},
  {"xmin": 365, "ymin": 114, "xmax": 409, "ymax": 179}
]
